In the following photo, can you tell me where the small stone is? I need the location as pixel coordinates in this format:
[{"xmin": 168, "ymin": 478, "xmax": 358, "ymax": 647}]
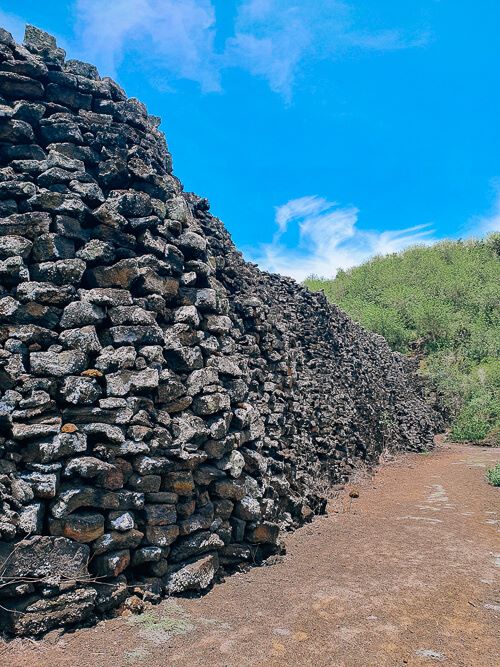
[
  {"xmin": 18, "ymin": 502, "xmax": 44, "ymax": 534},
  {"xmin": 61, "ymin": 423, "xmax": 78, "ymax": 433},
  {"xmin": 217, "ymin": 450, "xmax": 245, "ymax": 478},
  {"xmin": 109, "ymin": 512, "xmax": 134, "ymax": 532},
  {"xmin": 81, "ymin": 368, "xmax": 104, "ymax": 378}
]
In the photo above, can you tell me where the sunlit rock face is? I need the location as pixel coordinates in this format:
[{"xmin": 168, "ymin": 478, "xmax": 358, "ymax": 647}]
[{"xmin": 0, "ymin": 25, "xmax": 440, "ymax": 636}]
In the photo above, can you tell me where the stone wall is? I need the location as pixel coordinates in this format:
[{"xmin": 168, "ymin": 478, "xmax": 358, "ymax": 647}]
[{"xmin": 0, "ymin": 26, "xmax": 440, "ymax": 636}]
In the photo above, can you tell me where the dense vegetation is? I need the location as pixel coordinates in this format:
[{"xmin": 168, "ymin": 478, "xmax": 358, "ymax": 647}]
[{"xmin": 305, "ymin": 235, "xmax": 500, "ymax": 444}]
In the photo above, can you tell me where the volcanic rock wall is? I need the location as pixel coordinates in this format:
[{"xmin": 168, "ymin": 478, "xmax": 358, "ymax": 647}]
[{"xmin": 0, "ymin": 26, "xmax": 440, "ymax": 636}]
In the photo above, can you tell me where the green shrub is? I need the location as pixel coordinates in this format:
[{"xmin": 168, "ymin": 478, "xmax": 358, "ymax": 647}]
[
  {"xmin": 305, "ymin": 234, "xmax": 500, "ymax": 442},
  {"xmin": 486, "ymin": 463, "xmax": 500, "ymax": 486}
]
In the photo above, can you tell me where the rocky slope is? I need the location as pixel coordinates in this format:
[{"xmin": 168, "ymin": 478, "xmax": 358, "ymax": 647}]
[{"xmin": 0, "ymin": 26, "xmax": 440, "ymax": 636}]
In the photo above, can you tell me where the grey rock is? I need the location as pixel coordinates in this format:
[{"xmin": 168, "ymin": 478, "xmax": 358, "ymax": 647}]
[
  {"xmin": 234, "ymin": 496, "xmax": 261, "ymax": 521},
  {"xmin": 192, "ymin": 392, "xmax": 231, "ymax": 416},
  {"xmin": 95, "ymin": 345, "xmax": 136, "ymax": 372},
  {"xmin": 24, "ymin": 25, "xmax": 66, "ymax": 65},
  {"xmin": 177, "ymin": 231, "xmax": 207, "ymax": 258},
  {"xmin": 0, "ymin": 536, "xmax": 90, "ymax": 579},
  {"xmin": 79, "ymin": 288, "xmax": 133, "ymax": 307},
  {"xmin": 108, "ymin": 325, "xmax": 164, "ymax": 346},
  {"xmin": 0, "ymin": 118, "xmax": 34, "ymax": 142},
  {"xmin": 17, "ymin": 281, "xmax": 75, "ymax": 306},
  {"xmin": 92, "ymin": 529, "xmax": 143, "ymax": 555},
  {"xmin": 131, "ymin": 546, "xmax": 162, "ymax": 565},
  {"xmin": 187, "ymin": 367, "xmax": 219, "ymax": 396},
  {"xmin": 34, "ymin": 431, "xmax": 88, "ymax": 463},
  {"xmin": 169, "ymin": 531, "xmax": 224, "ymax": 563},
  {"xmin": 91, "ymin": 549, "xmax": 130, "ymax": 577},
  {"xmin": 106, "ymin": 368, "xmax": 159, "ymax": 397},
  {"xmin": 11, "ymin": 422, "xmax": 60, "ymax": 441},
  {"xmin": 164, "ymin": 553, "xmax": 219, "ymax": 594},
  {"xmin": 59, "ymin": 325, "xmax": 102, "ymax": 352},
  {"xmin": 61, "ymin": 376, "xmax": 101, "ymax": 405},
  {"xmin": 32, "ymin": 234, "xmax": 75, "ymax": 262},
  {"xmin": 60, "ymin": 301, "xmax": 106, "ymax": 328},
  {"xmin": 40, "ymin": 122, "xmax": 84, "ymax": 145},
  {"xmin": 0, "ymin": 212, "xmax": 50, "ymax": 239},
  {"xmin": 109, "ymin": 512, "xmax": 135, "ymax": 532},
  {"xmin": 64, "ymin": 59, "xmax": 100, "ymax": 79},
  {"xmin": 0, "ymin": 588, "xmax": 97, "ymax": 637},
  {"xmin": 108, "ymin": 305, "xmax": 156, "ymax": 326},
  {"xmin": 19, "ymin": 471, "xmax": 58, "ymax": 498},
  {"xmin": 31, "ymin": 259, "xmax": 86, "ymax": 285},
  {"xmin": 76, "ymin": 239, "xmax": 116, "ymax": 263},
  {"xmin": 144, "ymin": 524, "xmax": 179, "ymax": 547},
  {"xmin": 30, "ymin": 350, "xmax": 88, "ymax": 376},
  {"xmin": 217, "ymin": 450, "xmax": 245, "ymax": 479}
]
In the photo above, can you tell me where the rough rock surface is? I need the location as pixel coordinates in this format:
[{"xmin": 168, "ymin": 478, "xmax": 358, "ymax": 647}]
[{"xmin": 0, "ymin": 26, "xmax": 441, "ymax": 636}]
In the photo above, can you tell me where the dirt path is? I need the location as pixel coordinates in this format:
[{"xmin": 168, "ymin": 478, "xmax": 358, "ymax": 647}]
[{"xmin": 3, "ymin": 443, "xmax": 499, "ymax": 667}]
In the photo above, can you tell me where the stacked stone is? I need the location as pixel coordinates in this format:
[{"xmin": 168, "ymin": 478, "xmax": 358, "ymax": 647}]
[{"xmin": 0, "ymin": 26, "xmax": 440, "ymax": 636}]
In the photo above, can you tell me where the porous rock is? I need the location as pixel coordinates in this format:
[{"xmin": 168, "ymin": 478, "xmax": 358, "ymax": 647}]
[{"xmin": 0, "ymin": 25, "xmax": 441, "ymax": 637}]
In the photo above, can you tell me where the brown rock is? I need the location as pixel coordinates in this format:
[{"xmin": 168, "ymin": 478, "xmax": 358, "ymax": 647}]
[
  {"xmin": 61, "ymin": 422, "xmax": 78, "ymax": 433},
  {"xmin": 49, "ymin": 511, "xmax": 104, "ymax": 543}
]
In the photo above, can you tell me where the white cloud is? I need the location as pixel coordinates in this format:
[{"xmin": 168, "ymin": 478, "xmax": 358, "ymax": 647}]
[
  {"xmin": 72, "ymin": 0, "xmax": 426, "ymax": 99},
  {"xmin": 248, "ymin": 195, "xmax": 435, "ymax": 281},
  {"xmin": 75, "ymin": 0, "xmax": 221, "ymax": 91},
  {"xmin": 226, "ymin": 0, "xmax": 428, "ymax": 99},
  {"xmin": 0, "ymin": 2, "xmax": 427, "ymax": 98},
  {"xmin": 469, "ymin": 184, "xmax": 500, "ymax": 235}
]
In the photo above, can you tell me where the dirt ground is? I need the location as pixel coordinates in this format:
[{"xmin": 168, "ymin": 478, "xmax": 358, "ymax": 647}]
[{"xmin": 2, "ymin": 442, "xmax": 499, "ymax": 667}]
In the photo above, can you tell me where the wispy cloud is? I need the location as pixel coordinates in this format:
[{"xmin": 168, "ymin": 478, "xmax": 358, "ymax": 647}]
[
  {"xmin": 225, "ymin": 0, "xmax": 429, "ymax": 99},
  {"xmin": 72, "ymin": 0, "xmax": 426, "ymax": 99},
  {"xmin": 75, "ymin": 0, "xmax": 221, "ymax": 91},
  {"xmin": 469, "ymin": 182, "xmax": 500, "ymax": 235},
  {"xmin": 0, "ymin": 1, "xmax": 427, "ymax": 98},
  {"xmin": 248, "ymin": 195, "xmax": 436, "ymax": 281}
]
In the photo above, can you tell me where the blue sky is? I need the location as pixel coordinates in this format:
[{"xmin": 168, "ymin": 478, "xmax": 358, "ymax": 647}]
[{"xmin": 1, "ymin": 1, "xmax": 499, "ymax": 279}]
